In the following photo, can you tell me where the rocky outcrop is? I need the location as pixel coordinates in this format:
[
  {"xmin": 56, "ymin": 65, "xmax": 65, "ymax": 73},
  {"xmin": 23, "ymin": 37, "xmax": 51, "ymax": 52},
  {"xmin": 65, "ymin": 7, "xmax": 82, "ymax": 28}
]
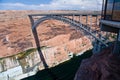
[
  {"xmin": 0, "ymin": 10, "xmax": 93, "ymax": 72},
  {"xmin": 74, "ymin": 46, "xmax": 120, "ymax": 80},
  {"xmin": 0, "ymin": 10, "xmax": 94, "ymax": 58}
]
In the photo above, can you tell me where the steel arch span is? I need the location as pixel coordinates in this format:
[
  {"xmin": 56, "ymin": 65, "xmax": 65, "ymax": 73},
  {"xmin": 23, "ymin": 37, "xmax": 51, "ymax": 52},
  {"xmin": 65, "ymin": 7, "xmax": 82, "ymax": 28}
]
[
  {"xmin": 28, "ymin": 14, "xmax": 109, "ymax": 69},
  {"xmin": 29, "ymin": 15, "xmax": 108, "ymax": 47}
]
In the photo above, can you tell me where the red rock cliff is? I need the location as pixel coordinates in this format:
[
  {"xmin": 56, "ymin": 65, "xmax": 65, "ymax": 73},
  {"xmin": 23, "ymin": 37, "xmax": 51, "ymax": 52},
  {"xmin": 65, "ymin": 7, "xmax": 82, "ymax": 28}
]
[{"xmin": 74, "ymin": 46, "xmax": 120, "ymax": 80}]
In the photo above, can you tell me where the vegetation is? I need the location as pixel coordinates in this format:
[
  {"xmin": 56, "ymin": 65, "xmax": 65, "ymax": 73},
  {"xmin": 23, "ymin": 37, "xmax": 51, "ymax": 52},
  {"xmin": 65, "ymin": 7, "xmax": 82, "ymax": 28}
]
[
  {"xmin": 0, "ymin": 48, "xmax": 36, "ymax": 60},
  {"xmin": 22, "ymin": 50, "xmax": 93, "ymax": 80},
  {"xmin": 17, "ymin": 48, "xmax": 37, "ymax": 60},
  {"xmin": 0, "ymin": 46, "xmax": 49, "ymax": 60}
]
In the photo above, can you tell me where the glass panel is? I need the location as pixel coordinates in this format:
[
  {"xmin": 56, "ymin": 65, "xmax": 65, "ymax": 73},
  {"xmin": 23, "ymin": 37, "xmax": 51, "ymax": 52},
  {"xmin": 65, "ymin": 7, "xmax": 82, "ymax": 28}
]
[
  {"xmin": 102, "ymin": 0, "xmax": 106, "ymax": 19},
  {"xmin": 105, "ymin": 0, "xmax": 114, "ymax": 20},
  {"xmin": 112, "ymin": 0, "xmax": 120, "ymax": 21}
]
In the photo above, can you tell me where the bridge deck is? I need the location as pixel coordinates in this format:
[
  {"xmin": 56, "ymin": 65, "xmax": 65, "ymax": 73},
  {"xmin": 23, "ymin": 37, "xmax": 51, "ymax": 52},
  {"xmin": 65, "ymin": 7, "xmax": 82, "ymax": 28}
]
[
  {"xmin": 28, "ymin": 13, "xmax": 109, "ymax": 54},
  {"xmin": 28, "ymin": 12, "xmax": 101, "ymax": 16}
]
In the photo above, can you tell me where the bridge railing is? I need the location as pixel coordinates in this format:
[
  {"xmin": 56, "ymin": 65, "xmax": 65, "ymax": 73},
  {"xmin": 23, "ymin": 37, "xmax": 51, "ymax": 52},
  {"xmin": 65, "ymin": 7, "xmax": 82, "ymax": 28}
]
[{"xmin": 28, "ymin": 13, "xmax": 111, "ymax": 54}]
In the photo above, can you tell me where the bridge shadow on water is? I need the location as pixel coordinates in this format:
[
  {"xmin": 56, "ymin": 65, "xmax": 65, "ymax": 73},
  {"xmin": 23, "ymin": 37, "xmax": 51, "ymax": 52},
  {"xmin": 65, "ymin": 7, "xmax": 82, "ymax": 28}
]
[{"xmin": 22, "ymin": 50, "xmax": 93, "ymax": 80}]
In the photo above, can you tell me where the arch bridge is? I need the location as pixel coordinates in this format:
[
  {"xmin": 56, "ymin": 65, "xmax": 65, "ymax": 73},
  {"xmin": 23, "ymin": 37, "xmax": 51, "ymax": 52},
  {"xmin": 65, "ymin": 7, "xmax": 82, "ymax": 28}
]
[{"xmin": 28, "ymin": 12, "xmax": 109, "ymax": 68}]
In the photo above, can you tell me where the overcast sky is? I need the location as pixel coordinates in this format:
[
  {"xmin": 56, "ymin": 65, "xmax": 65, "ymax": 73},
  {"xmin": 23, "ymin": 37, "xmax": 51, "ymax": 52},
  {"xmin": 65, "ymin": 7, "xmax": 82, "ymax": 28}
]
[{"xmin": 0, "ymin": 0, "xmax": 103, "ymax": 11}]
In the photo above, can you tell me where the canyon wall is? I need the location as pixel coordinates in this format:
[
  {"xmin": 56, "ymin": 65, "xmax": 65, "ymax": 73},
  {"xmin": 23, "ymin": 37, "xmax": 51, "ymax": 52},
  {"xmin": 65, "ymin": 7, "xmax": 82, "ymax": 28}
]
[
  {"xmin": 0, "ymin": 10, "xmax": 96, "ymax": 73},
  {"xmin": 0, "ymin": 10, "xmax": 95, "ymax": 58}
]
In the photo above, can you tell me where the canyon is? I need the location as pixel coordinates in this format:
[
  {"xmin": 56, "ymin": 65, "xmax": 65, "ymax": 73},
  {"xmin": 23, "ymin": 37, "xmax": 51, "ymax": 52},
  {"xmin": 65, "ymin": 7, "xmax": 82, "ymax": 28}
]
[
  {"xmin": 0, "ymin": 10, "xmax": 95, "ymax": 58},
  {"xmin": 0, "ymin": 10, "xmax": 100, "ymax": 79}
]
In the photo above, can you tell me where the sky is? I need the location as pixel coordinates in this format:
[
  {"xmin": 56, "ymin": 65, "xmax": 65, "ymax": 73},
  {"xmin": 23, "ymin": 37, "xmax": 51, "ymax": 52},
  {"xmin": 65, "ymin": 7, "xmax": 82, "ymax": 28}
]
[{"xmin": 0, "ymin": 0, "xmax": 103, "ymax": 11}]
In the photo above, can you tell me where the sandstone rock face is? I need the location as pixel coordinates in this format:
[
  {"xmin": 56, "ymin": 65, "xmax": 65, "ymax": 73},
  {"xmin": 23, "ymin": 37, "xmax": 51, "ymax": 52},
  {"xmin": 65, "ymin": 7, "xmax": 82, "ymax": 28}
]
[
  {"xmin": 0, "ymin": 10, "xmax": 93, "ymax": 58},
  {"xmin": 0, "ymin": 11, "xmax": 93, "ymax": 70},
  {"xmin": 74, "ymin": 46, "xmax": 120, "ymax": 80}
]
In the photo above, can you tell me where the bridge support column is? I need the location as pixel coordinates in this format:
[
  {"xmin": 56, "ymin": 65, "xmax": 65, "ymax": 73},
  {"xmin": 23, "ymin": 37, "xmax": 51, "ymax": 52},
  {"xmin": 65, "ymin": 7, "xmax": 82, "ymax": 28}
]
[
  {"xmin": 96, "ymin": 16, "xmax": 98, "ymax": 26},
  {"xmin": 72, "ymin": 14, "xmax": 74, "ymax": 21},
  {"xmin": 93, "ymin": 40, "xmax": 103, "ymax": 54},
  {"xmin": 96, "ymin": 16, "xmax": 99, "ymax": 26},
  {"xmin": 92, "ymin": 40, "xmax": 99, "ymax": 54},
  {"xmin": 113, "ymin": 29, "xmax": 120, "ymax": 55},
  {"xmin": 32, "ymin": 29, "xmax": 48, "ymax": 69},
  {"xmin": 118, "ymin": 30, "xmax": 120, "ymax": 41},
  {"xmin": 93, "ymin": 32, "xmax": 105, "ymax": 54},
  {"xmin": 86, "ymin": 15, "xmax": 88, "ymax": 26},
  {"xmin": 90, "ymin": 15, "xmax": 92, "ymax": 27},
  {"xmin": 98, "ymin": 33, "xmax": 102, "ymax": 52}
]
